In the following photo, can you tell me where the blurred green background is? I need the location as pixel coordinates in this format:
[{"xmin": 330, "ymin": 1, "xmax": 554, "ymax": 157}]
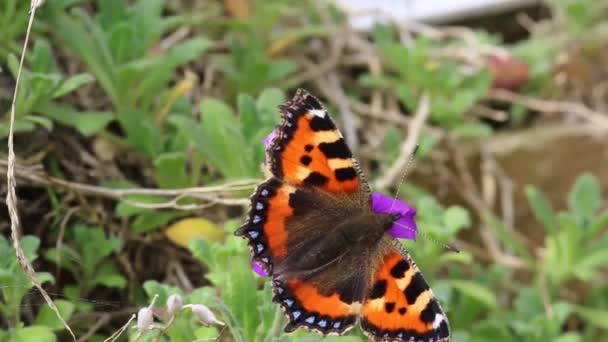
[{"xmin": 1, "ymin": 0, "xmax": 607, "ymax": 341}]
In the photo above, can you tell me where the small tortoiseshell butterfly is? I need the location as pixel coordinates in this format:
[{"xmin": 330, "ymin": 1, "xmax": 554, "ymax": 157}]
[{"xmin": 235, "ymin": 89, "xmax": 450, "ymax": 341}]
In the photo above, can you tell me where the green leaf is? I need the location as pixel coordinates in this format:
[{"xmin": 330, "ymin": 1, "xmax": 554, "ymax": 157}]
[
  {"xmin": 553, "ymin": 333, "xmax": 582, "ymax": 342},
  {"xmin": 39, "ymin": 102, "xmax": 113, "ymax": 136},
  {"xmin": 9, "ymin": 326, "xmax": 56, "ymax": 342},
  {"xmin": 442, "ymin": 279, "xmax": 497, "ymax": 308},
  {"xmin": 568, "ymin": 173, "xmax": 601, "ymax": 220},
  {"xmin": 443, "ymin": 206, "xmax": 471, "ymax": 233},
  {"xmin": 452, "ymin": 123, "xmax": 493, "ymax": 138},
  {"xmin": 132, "ymin": 211, "xmax": 182, "ymax": 233},
  {"xmin": 51, "ymin": 73, "xmax": 94, "ymax": 98},
  {"xmin": 23, "ymin": 115, "xmax": 53, "ymax": 131},
  {"xmin": 34, "ymin": 300, "xmax": 75, "ymax": 331},
  {"xmin": 573, "ymin": 248, "xmax": 608, "ymax": 280},
  {"xmin": 93, "ymin": 264, "xmax": 127, "ymax": 289},
  {"xmin": 154, "ymin": 152, "xmax": 189, "ymax": 188},
  {"xmin": 573, "ymin": 305, "xmax": 608, "ymax": 329},
  {"xmin": 525, "ymin": 185, "xmax": 557, "ymax": 234}
]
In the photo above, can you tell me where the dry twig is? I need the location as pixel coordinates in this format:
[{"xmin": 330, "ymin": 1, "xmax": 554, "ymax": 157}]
[
  {"xmin": 373, "ymin": 93, "xmax": 430, "ymax": 189},
  {"xmin": 5, "ymin": 1, "xmax": 75, "ymax": 339}
]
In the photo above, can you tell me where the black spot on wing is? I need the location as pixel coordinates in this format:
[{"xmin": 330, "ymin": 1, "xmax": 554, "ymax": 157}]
[
  {"xmin": 334, "ymin": 167, "xmax": 357, "ymax": 181},
  {"xmin": 287, "ymin": 189, "xmax": 318, "ymax": 216},
  {"xmin": 420, "ymin": 299, "xmax": 441, "ymax": 323},
  {"xmin": 302, "ymin": 93, "xmax": 323, "ymax": 110},
  {"xmin": 398, "ymin": 307, "xmax": 407, "ymax": 315},
  {"xmin": 303, "ymin": 171, "xmax": 329, "ymax": 187},
  {"xmin": 309, "ymin": 116, "xmax": 336, "ymax": 131},
  {"xmin": 304, "ymin": 144, "xmax": 314, "ymax": 152},
  {"xmin": 438, "ymin": 320, "xmax": 450, "ymax": 337},
  {"xmin": 384, "ymin": 302, "xmax": 395, "ymax": 313},
  {"xmin": 403, "ymin": 273, "xmax": 429, "ymax": 305},
  {"xmin": 368, "ymin": 280, "xmax": 387, "ymax": 299},
  {"xmin": 300, "ymin": 155, "xmax": 312, "ymax": 166},
  {"xmin": 318, "ymin": 139, "xmax": 352, "ymax": 159},
  {"xmin": 389, "ymin": 260, "xmax": 410, "ymax": 278}
]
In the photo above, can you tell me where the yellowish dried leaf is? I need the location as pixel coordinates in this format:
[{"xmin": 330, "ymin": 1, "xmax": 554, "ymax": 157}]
[{"xmin": 165, "ymin": 218, "xmax": 225, "ymax": 247}]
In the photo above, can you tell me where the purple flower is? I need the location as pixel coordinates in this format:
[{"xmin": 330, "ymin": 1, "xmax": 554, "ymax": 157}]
[
  {"xmin": 250, "ymin": 131, "xmax": 418, "ymax": 277},
  {"xmin": 371, "ymin": 192, "xmax": 417, "ymax": 240},
  {"xmin": 252, "ymin": 262, "xmax": 269, "ymax": 277},
  {"xmin": 262, "ymin": 129, "xmax": 277, "ymax": 149}
]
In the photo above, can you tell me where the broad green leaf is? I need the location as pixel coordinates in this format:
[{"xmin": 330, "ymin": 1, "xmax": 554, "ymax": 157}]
[
  {"xmin": 154, "ymin": 152, "xmax": 189, "ymax": 188},
  {"xmin": 9, "ymin": 326, "xmax": 56, "ymax": 342},
  {"xmin": 34, "ymin": 300, "xmax": 75, "ymax": 331}
]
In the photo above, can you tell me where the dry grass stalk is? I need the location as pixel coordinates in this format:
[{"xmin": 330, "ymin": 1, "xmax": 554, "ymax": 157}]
[{"xmin": 5, "ymin": 1, "xmax": 75, "ymax": 340}]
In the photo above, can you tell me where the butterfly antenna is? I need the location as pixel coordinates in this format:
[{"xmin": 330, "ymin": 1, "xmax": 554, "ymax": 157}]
[
  {"xmin": 389, "ymin": 144, "xmax": 419, "ymax": 213},
  {"xmin": 393, "ymin": 222, "xmax": 460, "ymax": 253}
]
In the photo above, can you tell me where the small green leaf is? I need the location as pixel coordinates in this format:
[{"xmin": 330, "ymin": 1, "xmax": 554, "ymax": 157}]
[
  {"xmin": 573, "ymin": 305, "xmax": 608, "ymax": 329},
  {"xmin": 52, "ymin": 73, "xmax": 94, "ymax": 98},
  {"xmin": 443, "ymin": 279, "xmax": 497, "ymax": 308},
  {"xmin": 154, "ymin": 152, "xmax": 189, "ymax": 188},
  {"xmin": 568, "ymin": 173, "xmax": 601, "ymax": 220},
  {"xmin": 452, "ymin": 123, "xmax": 493, "ymax": 138},
  {"xmin": 34, "ymin": 300, "xmax": 76, "ymax": 331},
  {"xmin": 525, "ymin": 185, "xmax": 557, "ymax": 234},
  {"xmin": 443, "ymin": 206, "xmax": 471, "ymax": 233}
]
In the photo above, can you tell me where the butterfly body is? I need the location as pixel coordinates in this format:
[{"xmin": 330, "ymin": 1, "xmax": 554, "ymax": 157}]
[{"xmin": 236, "ymin": 90, "xmax": 450, "ymax": 341}]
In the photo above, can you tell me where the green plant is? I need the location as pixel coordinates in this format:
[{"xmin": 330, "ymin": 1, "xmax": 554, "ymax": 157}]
[
  {"xmin": 1, "ymin": 39, "xmax": 100, "ymax": 138},
  {"xmin": 43, "ymin": 0, "xmax": 211, "ymax": 157},
  {"xmin": 172, "ymin": 87, "xmax": 285, "ymax": 179},
  {"xmin": 360, "ymin": 25, "xmax": 492, "ymax": 135},
  {"xmin": 215, "ymin": 36, "xmax": 296, "ymax": 97},
  {"xmin": 0, "ymin": 235, "xmax": 74, "ymax": 342},
  {"xmin": 45, "ymin": 224, "xmax": 125, "ymax": 308},
  {"xmin": 0, "ymin": 0, "xmax": 29, "ymax": 60}
]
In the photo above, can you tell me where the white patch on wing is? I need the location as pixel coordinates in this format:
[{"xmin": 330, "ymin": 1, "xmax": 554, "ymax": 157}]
[
  {"xmin": 432, "ymin": 313, "xmax": 445, "ymax": 329},
  {"xmin": 310, "ymin": 109, "xmax": 326, "ymax": 117}
]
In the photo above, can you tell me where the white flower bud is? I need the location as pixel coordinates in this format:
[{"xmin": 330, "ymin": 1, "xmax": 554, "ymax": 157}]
[
  {"xmin": 190, "ymin": 304, "xmax": 224, "ymax": 326},
  {"xmin": 166, "ymin": 294, "xmax": 183, "ymax": 316},
  {"xmin": 137, "ymin": 307, "xmax": 153, "ymax": 332}
]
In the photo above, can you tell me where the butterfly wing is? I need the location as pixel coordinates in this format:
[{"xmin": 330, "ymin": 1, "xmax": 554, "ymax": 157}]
[
  {"xmin": 237, "ymin": 89, "xmax": 369, "ymax": 274},
  {"xmin": 361, "ymin": 242, "xmax": 451, "ymax": 342},
  {"xmin": 267, "ymin": 89, "xmax": 367, "ymax": 194},
  {"xmin": 235, "ymin": 178, "xmax": 295, "ymax": 273},
  {"xmin": 272, "ymin": 277, "xmax": 362, "ymax": 336}
]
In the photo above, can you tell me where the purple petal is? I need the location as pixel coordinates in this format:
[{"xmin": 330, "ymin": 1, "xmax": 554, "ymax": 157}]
[
  {"xmin": 371, "ymin": 192, "xmax": 417, "ymax": 240},
  {"xmin": 262, "ymin": 130, "xmax": 277, "ymax": 149},
  {"xmin": 252, "ymin": 262, "xmax": 269, "ymax": 277}
]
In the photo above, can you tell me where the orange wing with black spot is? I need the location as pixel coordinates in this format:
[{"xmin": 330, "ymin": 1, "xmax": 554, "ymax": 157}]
[
  {"xmin": 235, "ymin": 178, "xmax": 295, "ymax": 274},
  {"xmin": 361, "ymin": 247, "xmax": 450, "ymax": 342},
  {"xmin": 267, "ymin": 89, "xmax": 364, "ymax": 194},
  {"xmin": 272, "ymin": 278, "xmax": 360, "ymax": 335}
]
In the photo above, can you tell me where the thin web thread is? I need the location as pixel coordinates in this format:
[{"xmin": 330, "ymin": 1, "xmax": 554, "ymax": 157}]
[
  {"xmin": 393, "ymin": 222, "xmax": 460, "ymax": 253},
  {"xmin": 387, "ymin": 144, "xmax": 459, "ymax": 253},
  {"xmin": 388, "ymin": 144, "xmax": 419, "ymax": 213}
]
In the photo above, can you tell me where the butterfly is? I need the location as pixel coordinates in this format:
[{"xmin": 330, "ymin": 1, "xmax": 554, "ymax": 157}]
[{"xmin": 235, "ymin": 89, "xmax": 450, "ymax": 341}]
